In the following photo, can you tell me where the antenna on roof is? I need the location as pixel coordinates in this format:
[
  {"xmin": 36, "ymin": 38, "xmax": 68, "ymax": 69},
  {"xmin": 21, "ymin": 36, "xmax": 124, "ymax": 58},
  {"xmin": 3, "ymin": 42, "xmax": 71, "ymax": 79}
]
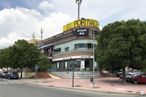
[
  {"xmin": 32, "ymin": 32, "xmax": 35, "ymax": 39},
  {"xmin": 41, "ymin": 28, "xmax": 44, "ymax": 41}
]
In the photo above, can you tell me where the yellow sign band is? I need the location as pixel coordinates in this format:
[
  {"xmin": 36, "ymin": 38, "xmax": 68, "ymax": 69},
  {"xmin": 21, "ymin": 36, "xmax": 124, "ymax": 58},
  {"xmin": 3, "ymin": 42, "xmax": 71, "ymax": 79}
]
[{"xmin": 63, "ymin": 19, "xmax": 99, "ymax": 32}]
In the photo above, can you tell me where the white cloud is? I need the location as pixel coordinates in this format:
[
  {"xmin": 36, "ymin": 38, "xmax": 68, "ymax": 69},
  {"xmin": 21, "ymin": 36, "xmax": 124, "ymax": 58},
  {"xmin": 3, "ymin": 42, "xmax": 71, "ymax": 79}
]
[
  {"xmin": 1, "ymin": 0, "xmax": 146, "ymax": 48},
  {"xmin": 51, "ymin": 0, "xmax": 146, "ymax": 26},
  {"xmin": 0, "ymin": 7, "xmax": 73, "ymax": 48},
  {"xmin": 38, "ymin": 0, "xmax": 54, "ymax": 14},
  {"xmin": 41, "ymin": 12, "xmax": 72, "ymax": 38},
  {"xmin": 0, "ymin": 32, "xmax": 26, "ymax": 48}
]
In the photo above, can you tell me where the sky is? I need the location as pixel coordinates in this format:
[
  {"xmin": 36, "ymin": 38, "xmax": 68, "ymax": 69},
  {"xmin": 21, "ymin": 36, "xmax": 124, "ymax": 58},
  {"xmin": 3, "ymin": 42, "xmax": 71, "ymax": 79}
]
[{"xmin": 0, "ymin": 0, "xmax": 146, "ymax": 48}]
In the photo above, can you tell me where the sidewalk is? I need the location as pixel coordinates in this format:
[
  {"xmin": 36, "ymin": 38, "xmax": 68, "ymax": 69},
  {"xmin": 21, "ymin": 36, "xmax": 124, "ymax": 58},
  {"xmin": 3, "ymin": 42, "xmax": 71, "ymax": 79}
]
[{"xmin": 19, "ymin": 77, "xmax": 146, "ymax": 95}]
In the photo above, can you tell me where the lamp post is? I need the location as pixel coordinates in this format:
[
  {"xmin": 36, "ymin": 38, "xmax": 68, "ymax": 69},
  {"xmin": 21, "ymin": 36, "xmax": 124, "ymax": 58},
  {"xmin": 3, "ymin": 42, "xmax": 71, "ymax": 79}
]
[
  {"xmin": 92, "ymin": 30, "xmax": 96, "ymax": 87},
  {"xmin": 75, "ymin": 0, "xmax": 82, "ymax": 20}
]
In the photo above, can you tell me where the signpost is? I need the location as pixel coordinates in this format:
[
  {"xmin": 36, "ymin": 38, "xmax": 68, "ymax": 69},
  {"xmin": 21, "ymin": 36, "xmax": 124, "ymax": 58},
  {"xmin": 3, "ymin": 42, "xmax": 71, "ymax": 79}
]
[{"xmin": 72, "ymin": 64, "xmax": 75, "ymax": 87}]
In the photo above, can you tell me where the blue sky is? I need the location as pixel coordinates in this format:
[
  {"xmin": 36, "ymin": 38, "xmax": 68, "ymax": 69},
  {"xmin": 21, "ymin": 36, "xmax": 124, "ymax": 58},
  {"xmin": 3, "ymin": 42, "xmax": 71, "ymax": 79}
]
[
  {"xmin": 0, "ymin": 0, "xmax": 146, "ymax": 48},
  {"xmin": 0, "ymin": 0, "xmax": 42, "ymax": 10}
]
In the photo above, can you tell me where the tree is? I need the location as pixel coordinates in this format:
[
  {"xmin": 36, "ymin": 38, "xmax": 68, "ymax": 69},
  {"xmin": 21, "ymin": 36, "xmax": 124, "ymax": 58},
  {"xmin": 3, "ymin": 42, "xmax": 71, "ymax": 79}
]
[
  {"xmin": 11, "ymin": 40, "xmax": 40, "ymax": 78},
  {"xmin": 96, "ymin": 19, "xmax": 146, "ymax": 82},
  {"xmin": 0, "ymin": 47, "xmax": 13, "ymax": 69},
  {"xmin": 38, "ymin": 54, "xmax": 52, "ymax": 72}
]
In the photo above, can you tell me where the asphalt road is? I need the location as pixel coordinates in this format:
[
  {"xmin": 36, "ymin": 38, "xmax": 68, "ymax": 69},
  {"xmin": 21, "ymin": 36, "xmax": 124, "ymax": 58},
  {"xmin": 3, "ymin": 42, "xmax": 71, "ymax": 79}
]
[{"xmin": 0, "ymin": 79, "xmax": 145, "ymax": 97}]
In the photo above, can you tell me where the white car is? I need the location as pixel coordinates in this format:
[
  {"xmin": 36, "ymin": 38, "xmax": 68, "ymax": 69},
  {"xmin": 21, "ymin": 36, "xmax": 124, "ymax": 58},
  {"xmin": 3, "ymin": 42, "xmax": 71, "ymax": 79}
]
[{"xmin": 126, "ymin": 71, "xmax": 142, "ymax": 82}]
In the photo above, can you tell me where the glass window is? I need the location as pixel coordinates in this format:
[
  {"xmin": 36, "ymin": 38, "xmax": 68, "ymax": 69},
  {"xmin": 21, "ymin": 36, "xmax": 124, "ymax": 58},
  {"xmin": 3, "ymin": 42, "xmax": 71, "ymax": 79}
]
[
  {"xmin": 65, "ymin": 47, "xmax": 69, "ymax": 52},
  {"xmin": 54, "ymin": 48, "xmax": 61, "ymax": 54},
  {"xmin": 74, "ymin": 43, "xmax": 93, "ymax": 50},
  {"xmin": 74, "ymin": 44, "xmax": 79, "ymax": 50},
  {"xmin": 87, "ymin": 43, "xmax": 93, "ymax": 49}
]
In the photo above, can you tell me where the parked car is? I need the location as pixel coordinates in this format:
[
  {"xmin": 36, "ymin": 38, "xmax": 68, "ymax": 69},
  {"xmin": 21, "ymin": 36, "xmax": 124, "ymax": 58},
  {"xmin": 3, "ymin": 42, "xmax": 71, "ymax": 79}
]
[
  {"xmin": 5, "ymin": 71, "xmax": 19, "ymax": 79},
  {"xmin": 0, "ymin": 71, "xmax": 8, "ymax": 78},
  {"xmin": 0, "ymin": 72, "xmax": 2, "ymax": 78},
  {"xmin": 131, "ymin": 73, "xmax": 146, "ymax": 84},
  {"xmin": 115, "ymin": 70, "xmax": 123, "ymax": 77},
  {"xmin": 126, "ymin": 71, "xmax": 142, "ymax": 82},
  {"xmin": 117, "ymin": 70, "xmax": 142, "ymax": 80}
]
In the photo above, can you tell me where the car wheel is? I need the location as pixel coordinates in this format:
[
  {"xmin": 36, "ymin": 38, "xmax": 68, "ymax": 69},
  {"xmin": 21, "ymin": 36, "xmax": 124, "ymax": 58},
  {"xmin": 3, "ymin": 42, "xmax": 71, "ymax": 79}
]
[{"xmin": 134, "ymin": 80, "xmax": 138, "ymax": 84}]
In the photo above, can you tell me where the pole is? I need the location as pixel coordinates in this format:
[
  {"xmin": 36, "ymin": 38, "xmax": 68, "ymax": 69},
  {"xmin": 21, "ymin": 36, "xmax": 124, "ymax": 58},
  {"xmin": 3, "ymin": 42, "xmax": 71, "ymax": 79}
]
[
  {"xmin": 92, "ymin": 30, "xmax": 95, "ymax": 87},
  {"xmin": 35, "ymin": 69, "xmax": 38, "ymax": 84},
  {"xmin": 35, "ymin": 64, "xmax": 39, "ymax": 84},
  {"xmin": 75, "ymin": 0, "xmax": 82, "ymax": 20},
  {"xmin": 41, "ymin": 28, "xmax": 43, "ymax": 41},
  {"xmin": 72, "ymin": 64, "xmax": 75, "ymax": 87},
  {"xmin": 77, "ymin": 3, "xmax": 80, "ymax": 20}
]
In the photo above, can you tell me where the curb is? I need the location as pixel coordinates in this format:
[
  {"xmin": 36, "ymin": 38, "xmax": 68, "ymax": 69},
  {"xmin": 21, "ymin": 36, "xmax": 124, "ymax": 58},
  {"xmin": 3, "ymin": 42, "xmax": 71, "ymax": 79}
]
[{"xmin": 22, "ymin": 81, "xmax": 146, "ymax": 96}]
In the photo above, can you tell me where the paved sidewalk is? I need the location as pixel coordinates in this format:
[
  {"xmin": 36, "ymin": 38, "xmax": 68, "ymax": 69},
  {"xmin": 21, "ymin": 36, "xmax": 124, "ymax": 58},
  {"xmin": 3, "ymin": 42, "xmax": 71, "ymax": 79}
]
[{"xmin": 18, "ymin": 77, "xmax": 146, "ymax": 95}]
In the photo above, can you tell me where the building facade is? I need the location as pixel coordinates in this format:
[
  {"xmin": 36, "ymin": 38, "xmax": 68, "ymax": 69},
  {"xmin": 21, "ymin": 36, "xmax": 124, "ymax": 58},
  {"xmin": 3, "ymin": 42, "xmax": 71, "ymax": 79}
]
[{"xmin": 38, "ymin": 19, "xmax": 100, "ymax": 72}]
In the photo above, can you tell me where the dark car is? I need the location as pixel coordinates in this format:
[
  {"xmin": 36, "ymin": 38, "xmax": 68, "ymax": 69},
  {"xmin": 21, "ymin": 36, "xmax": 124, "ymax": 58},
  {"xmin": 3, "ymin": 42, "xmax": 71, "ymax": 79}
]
[
  {"xmin": 0, "ymin": 72, "xmax": 2, "ymax": 78},
  {"xmin": 0, "ymin": 71, "xmax": 8, "ymax": 78},
  {"xmin": 5, "ymin": 72, "xmax": 19, "ymax": 79},
  {"xmin": 131, "ymin": 73, "xmax": 146, "ymax": 84}
]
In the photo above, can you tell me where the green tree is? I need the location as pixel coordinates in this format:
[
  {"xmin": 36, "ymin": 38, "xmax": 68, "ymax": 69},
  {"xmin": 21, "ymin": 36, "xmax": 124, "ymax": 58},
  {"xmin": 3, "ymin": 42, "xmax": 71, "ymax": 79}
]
[
  {"xmin": 96, "ymin": 19, "xmax": 146, "ymax": 82},
  {"xmin": 38, "ymin": 54, "xmax": 52, "ymax": 72},
  {"xmin": 11, "ymin": 40, "xmax": 40, "ymax": 78},
  {"xmin": 0, "ymin": 47, "xmax": 13, "ymax": 69}
]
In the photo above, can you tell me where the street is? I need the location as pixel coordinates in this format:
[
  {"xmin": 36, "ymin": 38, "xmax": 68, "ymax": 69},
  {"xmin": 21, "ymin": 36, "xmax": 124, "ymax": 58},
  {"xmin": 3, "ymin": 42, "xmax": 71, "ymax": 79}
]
[{"xmin": 0, "ymin": 79, "xmax": 144, "ymax": 97}]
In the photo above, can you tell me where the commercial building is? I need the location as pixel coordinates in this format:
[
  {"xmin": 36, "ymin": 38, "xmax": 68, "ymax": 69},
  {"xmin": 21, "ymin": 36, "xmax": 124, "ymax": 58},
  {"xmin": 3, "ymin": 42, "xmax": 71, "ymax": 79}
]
[{"xmin": 38, "ymin": 18, "xmax": 100, "ymax": 72}]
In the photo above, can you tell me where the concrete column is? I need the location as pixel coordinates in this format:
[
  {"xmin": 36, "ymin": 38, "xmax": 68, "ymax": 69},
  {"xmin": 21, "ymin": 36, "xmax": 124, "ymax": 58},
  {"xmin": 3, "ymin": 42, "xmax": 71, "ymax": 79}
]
[
  {"xmin": 80, "ymin": 60, "xmax": 85, "ymax": 70},
  {"xmin": 57, "ymin": 62, "xmax": 59, "ymax": 68},
  {"xmin": 65, "ymin": 61, "xmax": 67, "ymax": 69}
]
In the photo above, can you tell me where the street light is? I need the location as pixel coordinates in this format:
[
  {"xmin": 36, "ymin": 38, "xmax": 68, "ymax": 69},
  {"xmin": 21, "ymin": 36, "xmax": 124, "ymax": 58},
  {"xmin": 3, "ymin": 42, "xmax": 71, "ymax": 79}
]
[
  {"xmin": 75, "ymin": 0, "xmax": 82, "ymax": 20},
  {"xmin": 92, "ymin": 30, "xmax": 96, "ymax": 87}
]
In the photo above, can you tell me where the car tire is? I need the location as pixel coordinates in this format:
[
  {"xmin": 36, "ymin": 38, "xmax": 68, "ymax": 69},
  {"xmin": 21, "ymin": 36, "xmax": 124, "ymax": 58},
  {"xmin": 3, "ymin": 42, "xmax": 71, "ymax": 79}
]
[{"xmin": 134, "ymin": 80, "xmax": 138, "ymax": 84}]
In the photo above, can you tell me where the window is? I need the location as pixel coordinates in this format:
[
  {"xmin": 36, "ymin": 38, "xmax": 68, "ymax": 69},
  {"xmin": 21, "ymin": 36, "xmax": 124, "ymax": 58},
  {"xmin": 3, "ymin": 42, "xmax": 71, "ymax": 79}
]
[
  {"xmin": 74, "ymin": 43, "xmax": 93, "ymax": 50},
  {"xmin": 74, "ymin": 43, "xmax": 86, "ymax": 50},
  {"xmin": 54, "ymin": 48, "xmax": 61, "ymax": 54},
  {"xmin": 87, "ymin": 43, "xmax": 93, "ymax": 49},
  {"xmin": 65, "ymin": 47, "xmax": 69, "ymax": 52}
]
